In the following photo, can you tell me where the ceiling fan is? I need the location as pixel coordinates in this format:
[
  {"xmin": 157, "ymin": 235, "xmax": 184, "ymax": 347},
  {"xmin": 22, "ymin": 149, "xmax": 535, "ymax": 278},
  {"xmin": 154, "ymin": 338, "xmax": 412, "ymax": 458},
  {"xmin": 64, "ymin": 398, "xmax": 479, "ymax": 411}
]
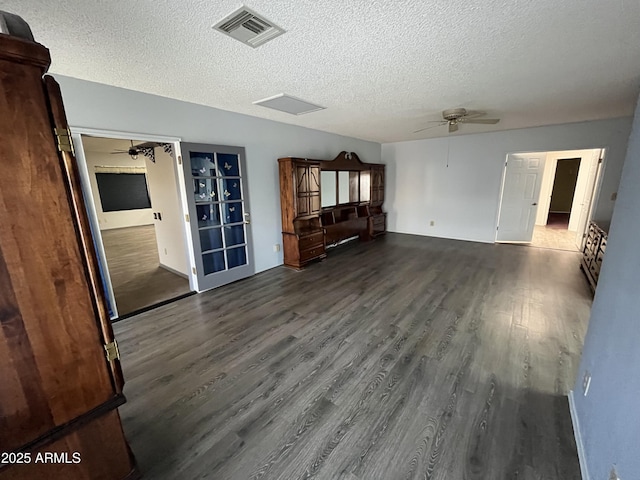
[
  {"xmin": 414, "ymin": 108, "xmax": 500, "ymax": 134},
  {"xmin": 111, "ymin": 140, "xmax": 158, "ymax": 160}
]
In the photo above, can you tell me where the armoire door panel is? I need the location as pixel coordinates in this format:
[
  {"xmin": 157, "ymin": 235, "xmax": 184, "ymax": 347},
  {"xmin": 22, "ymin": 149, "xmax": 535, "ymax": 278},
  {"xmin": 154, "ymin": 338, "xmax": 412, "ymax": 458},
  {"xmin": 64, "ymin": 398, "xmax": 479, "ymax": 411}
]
[
  {"xmin": 295, "ymin": 165, "xmax": 309, "ymax": 194},
  {"xmin": 43, "ymin": 76, "xmax": 124, "ymax": 393},
  {"xmin": 0, "ymin": 52, "xmax": 115, "ymax": 451}
]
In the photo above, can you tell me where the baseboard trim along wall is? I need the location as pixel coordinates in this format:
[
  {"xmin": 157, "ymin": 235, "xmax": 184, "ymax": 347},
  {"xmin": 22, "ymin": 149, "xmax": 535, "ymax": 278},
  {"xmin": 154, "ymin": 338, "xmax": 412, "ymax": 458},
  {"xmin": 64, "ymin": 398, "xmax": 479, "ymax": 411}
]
[
  {"xmin": 568, "ymin": 390, "xmax": 590, "ymax": 480},
  {"xmin": 159, "ymin": 263, "xmax": 189, "ymax": 279}
]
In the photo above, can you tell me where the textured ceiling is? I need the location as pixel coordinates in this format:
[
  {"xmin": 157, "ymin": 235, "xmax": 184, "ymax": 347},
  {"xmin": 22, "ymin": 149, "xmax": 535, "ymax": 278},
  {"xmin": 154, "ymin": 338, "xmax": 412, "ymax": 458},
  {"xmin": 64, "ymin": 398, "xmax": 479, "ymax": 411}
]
[{"xmin": 4, "ymin": 1, "xmax": 640, "ymax": 142}]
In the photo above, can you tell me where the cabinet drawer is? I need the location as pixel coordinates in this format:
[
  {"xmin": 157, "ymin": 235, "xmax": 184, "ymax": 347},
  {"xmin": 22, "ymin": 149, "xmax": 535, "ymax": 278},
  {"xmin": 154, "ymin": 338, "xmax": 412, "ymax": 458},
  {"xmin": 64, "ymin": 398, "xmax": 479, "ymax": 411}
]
[
  {"xmin": 300, "ymin": 245, "xmax": 325, "ymax": 262},
  {"xmin": 299, "ymin": 232, "xmax": 324, "ymax": 249}
]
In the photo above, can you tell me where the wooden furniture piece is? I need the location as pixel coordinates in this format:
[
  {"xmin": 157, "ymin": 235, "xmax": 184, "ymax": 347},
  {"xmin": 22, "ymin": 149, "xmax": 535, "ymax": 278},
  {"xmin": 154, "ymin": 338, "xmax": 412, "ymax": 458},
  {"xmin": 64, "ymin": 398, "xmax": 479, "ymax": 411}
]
[
  {"xmin": 0, "ymin": 24, "xmax": 137, "ymax": 480},
  {"xmin": 278, "ymin": 157, "xmax": 326, "ymax": 268},
  {"xmin": 278, "ymin": 151, "xmax": 386, "ymax": 269},
  {"xmin": 580, "ymin": 221, "xmax": 608, "ymax": 292}
]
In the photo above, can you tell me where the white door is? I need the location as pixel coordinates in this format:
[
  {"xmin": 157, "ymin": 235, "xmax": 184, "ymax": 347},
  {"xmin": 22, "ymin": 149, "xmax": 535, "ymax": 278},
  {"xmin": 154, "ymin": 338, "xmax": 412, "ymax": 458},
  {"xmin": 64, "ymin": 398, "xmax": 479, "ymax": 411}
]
[
  {"xmin": 181, "ymin": 142, "xmax": 254, "ymax": 292},
  {"xmin": 496, "ymin": 153, "xmax": 546, "ymax": 242},
  {"xmin": 574, "ymin": 151, "xmax": 602, "ymax": 249}
]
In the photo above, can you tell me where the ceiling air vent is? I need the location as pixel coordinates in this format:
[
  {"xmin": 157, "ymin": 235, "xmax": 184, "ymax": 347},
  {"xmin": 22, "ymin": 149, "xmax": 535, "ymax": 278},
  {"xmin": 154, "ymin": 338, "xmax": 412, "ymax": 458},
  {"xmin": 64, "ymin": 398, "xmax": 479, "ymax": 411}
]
[
  {"xmin": 213, "ymin": 6, "xmax": 285, "ymax": 48},
  {"xmin": 253, "ymin": 94, "xmax": 326, "ymax": 115}
]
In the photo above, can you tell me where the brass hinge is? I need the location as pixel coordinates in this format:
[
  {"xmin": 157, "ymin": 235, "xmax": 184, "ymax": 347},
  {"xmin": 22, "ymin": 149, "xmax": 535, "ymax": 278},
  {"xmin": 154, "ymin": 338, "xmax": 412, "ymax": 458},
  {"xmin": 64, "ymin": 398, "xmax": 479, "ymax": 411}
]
[
  {"xmin": 178, "ymin": 155, "xmax": 182, "ymax": 165},
  {"xmin": 104, "ymin": 340, "xmax": 120, "ymax": 362},
  {"xmin": 192, "ymin": 266, "xmax": 196, "ymax": 275},
  {"xmin": 185, "ymin": 214, "xmax": 190, "ymax": 222},
  {"xmin": 54, "ymin": 127, "xmax": 74, "ymax": 155}
]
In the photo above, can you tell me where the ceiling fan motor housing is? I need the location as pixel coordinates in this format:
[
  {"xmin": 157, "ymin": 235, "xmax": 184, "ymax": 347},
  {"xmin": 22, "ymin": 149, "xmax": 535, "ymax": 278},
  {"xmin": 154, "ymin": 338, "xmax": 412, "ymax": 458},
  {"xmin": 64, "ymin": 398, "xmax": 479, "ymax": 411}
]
[{"xmin": 442, "ymin": 108, "xmax": 467, "ymax": 121}]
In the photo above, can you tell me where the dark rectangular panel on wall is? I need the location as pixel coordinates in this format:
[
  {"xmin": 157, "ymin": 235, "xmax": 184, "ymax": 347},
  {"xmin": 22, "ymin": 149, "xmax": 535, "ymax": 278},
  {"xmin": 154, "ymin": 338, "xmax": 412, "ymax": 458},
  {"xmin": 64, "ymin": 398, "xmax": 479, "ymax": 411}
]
[{"xmin": 96, "ymin": 173, "xmax": 151, "ymax": 211}]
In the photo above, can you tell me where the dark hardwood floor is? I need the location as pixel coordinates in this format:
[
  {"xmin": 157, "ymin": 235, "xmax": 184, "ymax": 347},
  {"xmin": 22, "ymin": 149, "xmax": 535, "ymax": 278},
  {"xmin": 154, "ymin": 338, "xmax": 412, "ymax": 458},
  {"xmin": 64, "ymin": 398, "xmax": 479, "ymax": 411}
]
[
  {"xmin": 101, "ymin": 225, "xmax": 191, "ymax": 316},
  {"xmin": 114, "ymin": 233, "xmax": 590, "ymax": 479}
]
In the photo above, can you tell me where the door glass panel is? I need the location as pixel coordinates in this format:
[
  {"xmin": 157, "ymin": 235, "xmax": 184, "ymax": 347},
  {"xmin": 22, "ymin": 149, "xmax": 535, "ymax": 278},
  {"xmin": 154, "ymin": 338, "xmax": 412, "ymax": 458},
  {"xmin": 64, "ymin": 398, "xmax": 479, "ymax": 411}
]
[
  {"xmin": 200, "ymin": 228, "xmax": 223, "ymax": 251},
  {"xmin": 224, "ymin": 225, "xmax": 245, "ymax": 247},
  {"xmin": 203, "ymin": 251, "xmax": 226, "ymax": 274},
  {"xmin": 196, "ymin": 204, "xmax": 222, "ymax": 227},
  {"xmin": 221, "ymin": 178, "xmax": 242, "ymax": 201},
  {"xmin": 222, "ymin": 202, "xmax": 243, "ymax": 224},
  {"xmin": 226, "ymin": 246, "xmax": 247, "ymax": 269},
  {"xmin": 191, "ymin": 152, "xmax": 218, "ymax": 176},
  {"xmin": 194, "ymin": 178, "xmax": 219, "ymax": 202},
  {"xmin": 217, "ymin": 153, "xmax": 240, "ymax": 176}
]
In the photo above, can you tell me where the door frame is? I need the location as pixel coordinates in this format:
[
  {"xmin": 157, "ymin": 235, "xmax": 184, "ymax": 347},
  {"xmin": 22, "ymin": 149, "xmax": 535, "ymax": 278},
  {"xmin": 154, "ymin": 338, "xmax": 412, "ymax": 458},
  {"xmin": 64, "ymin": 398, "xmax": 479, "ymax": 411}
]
[
  {"xmin": 495, "ymin": 147, "xmax": 607, "ymax": 246},
  {"xmin": 70, "ymin": 127, "xmax": 197, "ymax": 317}
]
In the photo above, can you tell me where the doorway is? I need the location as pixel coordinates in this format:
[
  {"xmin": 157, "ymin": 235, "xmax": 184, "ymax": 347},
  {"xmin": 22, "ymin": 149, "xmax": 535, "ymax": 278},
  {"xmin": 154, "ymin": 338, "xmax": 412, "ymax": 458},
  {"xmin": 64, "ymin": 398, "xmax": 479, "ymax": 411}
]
[
  {"xmin": 74, "ymin": 133, "xmax": 194, "ymax": 318},
  {"xmin": 496, "ymin": 148, "xmax": 604, "ymax": 251}
]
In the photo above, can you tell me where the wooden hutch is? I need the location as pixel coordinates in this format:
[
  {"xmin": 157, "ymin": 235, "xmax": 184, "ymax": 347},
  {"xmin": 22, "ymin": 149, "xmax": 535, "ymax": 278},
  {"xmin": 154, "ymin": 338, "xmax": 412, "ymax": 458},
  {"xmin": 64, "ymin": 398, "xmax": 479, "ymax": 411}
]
[
  {"xmin": 0, "ymin": 14, "xmax": 137, "ymax": 480},
  {"xmin": 278, "ymin": 151, "xmax": 386, "ymax": 269}
]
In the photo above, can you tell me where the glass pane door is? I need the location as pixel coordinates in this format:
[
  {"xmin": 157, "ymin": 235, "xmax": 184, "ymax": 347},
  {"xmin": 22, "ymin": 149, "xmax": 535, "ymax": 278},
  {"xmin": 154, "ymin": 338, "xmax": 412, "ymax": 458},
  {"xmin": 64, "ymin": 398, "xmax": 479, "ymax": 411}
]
[{"xmin": 181, "ymin": 143, "xmax": 252, "ymax": 291}]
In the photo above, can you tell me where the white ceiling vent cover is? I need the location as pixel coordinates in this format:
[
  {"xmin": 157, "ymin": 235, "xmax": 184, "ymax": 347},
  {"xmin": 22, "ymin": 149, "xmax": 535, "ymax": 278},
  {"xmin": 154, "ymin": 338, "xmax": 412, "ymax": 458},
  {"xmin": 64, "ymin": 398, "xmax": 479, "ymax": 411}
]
[
  {"xmin": 253, "ymin": 94, "xmax": 326, "ymax": 115},
  {"xmin": 213, "ymin": 6, "xmax": 285, "ymax": 48}
]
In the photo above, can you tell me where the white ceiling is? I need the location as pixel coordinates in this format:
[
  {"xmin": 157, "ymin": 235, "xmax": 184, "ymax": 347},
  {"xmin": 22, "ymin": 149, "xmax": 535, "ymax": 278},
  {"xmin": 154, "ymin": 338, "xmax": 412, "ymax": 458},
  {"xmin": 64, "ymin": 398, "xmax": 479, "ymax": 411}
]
[{"xmin": 5, "ymin": 1, "xmax": 640, "ymax": 143}]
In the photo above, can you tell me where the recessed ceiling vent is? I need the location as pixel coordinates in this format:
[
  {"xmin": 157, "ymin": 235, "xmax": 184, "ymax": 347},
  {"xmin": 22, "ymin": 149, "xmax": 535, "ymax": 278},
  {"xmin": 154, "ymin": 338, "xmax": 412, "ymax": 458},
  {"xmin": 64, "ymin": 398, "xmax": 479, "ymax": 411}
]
[
  {"xmin": 253, "ymin": 94, "xmax": 326, "ymax": 115},
  {"xmin": 213, "ymin": 6, "xmax": 285, "ymax": 48}
]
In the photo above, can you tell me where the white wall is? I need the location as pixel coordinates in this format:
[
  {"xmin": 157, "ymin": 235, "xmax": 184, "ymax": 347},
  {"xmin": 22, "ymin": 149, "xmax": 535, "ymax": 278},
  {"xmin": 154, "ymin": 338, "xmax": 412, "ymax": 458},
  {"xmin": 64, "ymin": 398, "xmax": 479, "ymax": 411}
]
[
  {"xmin": 84, "ymin": 150, "xmax": 154, "ymax": 230},
  {"xmin": 381, "ymin": 118, "xmax": 632, "ymax": 243},
  {"xmin": 144, "ymin": 147, "xmax": 189, "ymax": 276},
  {"xmin": 56, "ymin": 75, "xmax": 381, "ymax": 274},
  {"xmin": 572, "ymin": 96, "xmax": 640, "ymax": 480}
]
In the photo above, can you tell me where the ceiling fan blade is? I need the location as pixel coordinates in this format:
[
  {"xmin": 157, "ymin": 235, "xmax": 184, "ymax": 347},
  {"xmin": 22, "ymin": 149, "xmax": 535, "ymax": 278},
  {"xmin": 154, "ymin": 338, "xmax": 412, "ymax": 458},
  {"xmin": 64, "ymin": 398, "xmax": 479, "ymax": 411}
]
[
  {"xmin": 413, "ymin": 122, "xmax": 447, "ymax": 133},
  {"xmin": 460, "ymin": 118, "xmax": 500, "ymax": 124},
  {"xmin": 449, "ymin": 122, "xmax": 458, "ymax": 133},
  {"xmin": 461, "ymin": 110, "xmax": 486, "ymax": 119},
  {"xmin": 134, "ymin": 141, "xmax": 159, "ymax": 149},
  {"xmin": 110, "ymin": 150, "xmax": 129, "ymax": 154}
]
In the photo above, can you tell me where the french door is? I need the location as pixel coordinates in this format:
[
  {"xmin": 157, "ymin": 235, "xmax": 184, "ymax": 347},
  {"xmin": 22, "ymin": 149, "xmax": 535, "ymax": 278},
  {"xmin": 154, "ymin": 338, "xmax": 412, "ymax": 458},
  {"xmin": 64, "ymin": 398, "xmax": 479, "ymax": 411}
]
[{"xmin": 181, "ymin": 143, "xmax": 253, "ymax": 291}]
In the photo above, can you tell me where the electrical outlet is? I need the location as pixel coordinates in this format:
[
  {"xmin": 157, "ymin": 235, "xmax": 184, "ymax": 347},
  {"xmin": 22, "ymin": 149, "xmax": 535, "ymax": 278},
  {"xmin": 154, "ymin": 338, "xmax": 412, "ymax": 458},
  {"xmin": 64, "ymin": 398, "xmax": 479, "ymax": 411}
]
[
  {"xmin": 582, "ymin": 371, "xmax": 591, "ymax": 396},
  {"xmin": 274, "ymin": 244, "xmax": 281, "ymax": 252},
  {"xmin": 430, "ymin": 220, "xmax": 435, "ymax": 226},
  {"xmin": 164, "ymin": 248, "xmax": 168, "ymax": 255}
]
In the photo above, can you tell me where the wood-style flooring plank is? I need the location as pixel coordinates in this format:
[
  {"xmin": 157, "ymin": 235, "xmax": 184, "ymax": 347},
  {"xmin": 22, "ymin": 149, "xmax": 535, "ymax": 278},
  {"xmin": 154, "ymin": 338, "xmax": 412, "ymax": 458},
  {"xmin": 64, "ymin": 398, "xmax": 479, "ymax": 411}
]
[{"xmin": 114, "ymin": 233, "xmax": 589, "ymax": 479}]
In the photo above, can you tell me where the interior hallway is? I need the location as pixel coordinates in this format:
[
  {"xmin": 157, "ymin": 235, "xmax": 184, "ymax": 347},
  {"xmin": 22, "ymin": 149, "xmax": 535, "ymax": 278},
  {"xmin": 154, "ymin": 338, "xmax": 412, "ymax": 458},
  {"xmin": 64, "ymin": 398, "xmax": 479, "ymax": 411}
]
[
  {"xmin": 114, "ymin": 233, "xmax": 589, "ymax": 479},
  {"xmin": 531, "ymin": 213, "xmax": 579, "ymax": 252},
  {"xmin": 101, "ymin": 225, "xmax": 191, "ymax": 316}
]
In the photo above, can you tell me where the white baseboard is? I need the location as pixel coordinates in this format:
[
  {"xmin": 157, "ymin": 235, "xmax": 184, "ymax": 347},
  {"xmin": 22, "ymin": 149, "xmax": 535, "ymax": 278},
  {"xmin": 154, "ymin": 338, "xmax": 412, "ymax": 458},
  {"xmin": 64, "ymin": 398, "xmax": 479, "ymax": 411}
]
[
  {"xmin": 568, "ymin": 390, "xmax": 590, "ymax": 480},
  {"xmin": 159, "ymin": 263, "xmax": 189, "ymax": 279}
]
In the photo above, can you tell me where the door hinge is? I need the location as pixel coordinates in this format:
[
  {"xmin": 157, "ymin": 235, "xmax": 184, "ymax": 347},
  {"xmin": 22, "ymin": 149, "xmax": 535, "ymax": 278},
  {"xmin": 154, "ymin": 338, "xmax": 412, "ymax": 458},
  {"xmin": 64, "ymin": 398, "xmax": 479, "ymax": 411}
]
[
  {"xmin": 598, "ymin": 158, "xmax": 603, "ymax": 164},
  {"xmin": 54, "ymin": 127, "xmax": 74, "ymax": 155},
  {"xmin": 178, "ymin": 155, "xmax": 182, "ymax": 165},
  {"xmin": 104, "ymin": 340, "xmax": 120, "ymax": 362},
  {"xmin": 185, "ymin": 214, "xmax": 190, "ymax": 222},
  {"xmin": 192, "ymin": 266, "xmax": 197, "ymax": 275},
  {"xmin": 496, "ymin": 226, "xmax": 499, "ymax": 230}
]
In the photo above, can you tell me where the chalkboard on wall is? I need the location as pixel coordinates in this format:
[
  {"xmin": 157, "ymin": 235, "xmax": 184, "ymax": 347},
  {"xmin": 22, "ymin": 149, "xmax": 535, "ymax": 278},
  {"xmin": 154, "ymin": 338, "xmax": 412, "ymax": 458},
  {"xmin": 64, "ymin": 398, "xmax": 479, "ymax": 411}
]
[{"xmin": 96, "ymin": 173, "xmax": 152, "ymax": 212}]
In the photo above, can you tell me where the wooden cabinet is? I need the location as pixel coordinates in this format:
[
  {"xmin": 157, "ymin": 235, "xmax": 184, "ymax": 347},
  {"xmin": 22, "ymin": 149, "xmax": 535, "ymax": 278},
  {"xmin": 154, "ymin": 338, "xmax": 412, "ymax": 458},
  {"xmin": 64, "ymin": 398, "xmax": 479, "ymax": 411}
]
[
  {"xmin": 0, "ymin": 27, "xmax": 137, "ymax": 480},
  {"xmin": 279, "ymin": 152, "xmax": 386, "ymax": 268},
  {"xmin": 580, "ymin": 221, "xmax": 608, "ymax": 292},
  {"xmin": 279, "ymin": 158, "xmax": 326, "ymax": 268}
]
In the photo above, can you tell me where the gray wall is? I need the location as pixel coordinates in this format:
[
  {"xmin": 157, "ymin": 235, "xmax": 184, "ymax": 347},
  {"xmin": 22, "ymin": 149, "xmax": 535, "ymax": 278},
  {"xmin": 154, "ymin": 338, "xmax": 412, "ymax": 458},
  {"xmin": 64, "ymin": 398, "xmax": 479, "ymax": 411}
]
[
  {"xmin": 573, "ymin": 95, "xmax": 640, "ymax": 479},
  {"xmin": 382, "ymin": 118, "xmax": 632, "ymax": 243},
  {"xmin": 55, "ymin": 75, "xmax": 381, "ymax": 274}
]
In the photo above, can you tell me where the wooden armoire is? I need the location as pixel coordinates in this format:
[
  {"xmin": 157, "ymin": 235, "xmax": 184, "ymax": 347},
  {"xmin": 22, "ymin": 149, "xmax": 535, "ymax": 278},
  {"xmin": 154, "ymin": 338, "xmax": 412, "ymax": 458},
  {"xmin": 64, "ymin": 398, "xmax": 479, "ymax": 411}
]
[{"xmin": 0, "ymin": 16, "xmax": 137, "ymax": 480}]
